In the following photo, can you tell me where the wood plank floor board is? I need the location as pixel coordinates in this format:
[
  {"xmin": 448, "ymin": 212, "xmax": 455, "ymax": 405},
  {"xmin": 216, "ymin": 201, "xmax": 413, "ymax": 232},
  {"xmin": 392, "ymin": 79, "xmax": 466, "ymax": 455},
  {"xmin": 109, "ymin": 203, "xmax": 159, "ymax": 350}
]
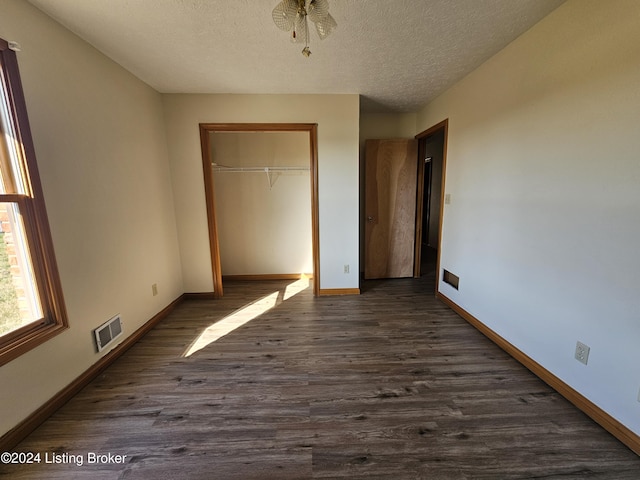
[{"xmin": 1, "ymin": 276, "xmax": 639, "ymax": 479}]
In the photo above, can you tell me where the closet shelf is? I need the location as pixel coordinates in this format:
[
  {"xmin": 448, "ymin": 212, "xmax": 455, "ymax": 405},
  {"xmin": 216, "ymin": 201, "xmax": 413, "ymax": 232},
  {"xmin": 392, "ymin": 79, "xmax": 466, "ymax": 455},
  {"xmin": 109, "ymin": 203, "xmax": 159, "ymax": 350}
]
[
  {"xmin": 212, "ymin": 164, "xmax": 309, "ymax": 189},
  {"xmin": 212, "ymin": 165, "xmax": 309, "ymax": 173}
]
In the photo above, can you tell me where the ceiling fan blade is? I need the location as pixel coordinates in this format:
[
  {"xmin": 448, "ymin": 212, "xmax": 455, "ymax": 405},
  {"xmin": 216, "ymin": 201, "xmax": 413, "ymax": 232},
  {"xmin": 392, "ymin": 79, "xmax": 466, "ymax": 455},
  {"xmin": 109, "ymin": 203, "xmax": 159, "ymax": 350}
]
[
  {"xmin": 272, "ymin": 0, "xmax": 298, "ymax": 31},
  {"xmin": 307, "ymin": 0, "xmax": 329, "ymax": 23},
  {"xmin": 315, "ymin": 12, "xmax": 337, "ymax": 39}
]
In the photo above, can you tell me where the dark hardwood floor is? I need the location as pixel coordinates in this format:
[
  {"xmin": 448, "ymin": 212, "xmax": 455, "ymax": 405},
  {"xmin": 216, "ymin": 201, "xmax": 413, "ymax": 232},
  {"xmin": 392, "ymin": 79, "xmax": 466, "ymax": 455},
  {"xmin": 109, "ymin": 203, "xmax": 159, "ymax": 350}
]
[{"xmin": 2, "ymin": 274, "xmax": 639, "ymax": 479}]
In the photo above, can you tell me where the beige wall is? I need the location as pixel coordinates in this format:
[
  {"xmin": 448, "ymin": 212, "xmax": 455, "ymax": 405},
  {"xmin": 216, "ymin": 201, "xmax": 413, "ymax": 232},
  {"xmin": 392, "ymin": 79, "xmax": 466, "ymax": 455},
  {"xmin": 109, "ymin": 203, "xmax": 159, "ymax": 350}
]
[
  {"xmin": 211, "ymin": 132, "xmax": 313, "ymax": 276},
  {"xmin": 0, "ymin": 1, "xmax": 182, "ymax": 436},
  {"xmin": 418, "ymin": 0, "xmax": 640, "ymax": 434},
  {"xmin": 359, "ymin": 112, "xmax": 417, "ymax": 147},
  {"xmin": 163, "ymin": 94, "xmax": 360, "ymax": 292}
]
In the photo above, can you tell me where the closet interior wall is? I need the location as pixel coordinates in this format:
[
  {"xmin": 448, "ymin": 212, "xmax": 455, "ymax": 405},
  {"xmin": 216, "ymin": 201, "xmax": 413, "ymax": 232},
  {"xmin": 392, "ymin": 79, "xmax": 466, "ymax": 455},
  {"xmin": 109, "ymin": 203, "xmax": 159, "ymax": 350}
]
[{"xmin": 210, "ymin": 131, "xmax": 313, "ymax": 277}]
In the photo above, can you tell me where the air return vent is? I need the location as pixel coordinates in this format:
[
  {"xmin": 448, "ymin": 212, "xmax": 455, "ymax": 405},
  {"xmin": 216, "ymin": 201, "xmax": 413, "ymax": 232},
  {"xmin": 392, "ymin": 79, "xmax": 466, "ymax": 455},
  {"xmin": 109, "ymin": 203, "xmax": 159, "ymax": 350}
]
[
  {"xmin": 443, "ymin": 270, "xmax": 460, "ymax": 290},
  {"xmin": 94, "ymin": 314, "xmax": 123, "ymax": 352}
]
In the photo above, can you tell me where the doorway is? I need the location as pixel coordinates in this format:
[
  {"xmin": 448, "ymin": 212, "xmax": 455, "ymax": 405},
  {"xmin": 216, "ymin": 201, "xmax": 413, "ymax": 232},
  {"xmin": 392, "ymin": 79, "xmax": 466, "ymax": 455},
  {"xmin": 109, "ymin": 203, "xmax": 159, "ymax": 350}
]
[
  {"xmin": 414, "ymin": 119, "xmax": 448, "ymax": 286},
  {"xmin": 200, "ymin": 123, "xmax": 320, "ymax": 297}
]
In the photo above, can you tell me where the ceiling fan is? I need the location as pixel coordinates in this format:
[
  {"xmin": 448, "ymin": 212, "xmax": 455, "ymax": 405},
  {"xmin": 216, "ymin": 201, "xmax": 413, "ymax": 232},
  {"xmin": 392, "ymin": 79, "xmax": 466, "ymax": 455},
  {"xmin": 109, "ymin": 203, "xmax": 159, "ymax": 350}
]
[{"xmin": 272, "ymin": 0, "xmax": 337, "ymax": 57}]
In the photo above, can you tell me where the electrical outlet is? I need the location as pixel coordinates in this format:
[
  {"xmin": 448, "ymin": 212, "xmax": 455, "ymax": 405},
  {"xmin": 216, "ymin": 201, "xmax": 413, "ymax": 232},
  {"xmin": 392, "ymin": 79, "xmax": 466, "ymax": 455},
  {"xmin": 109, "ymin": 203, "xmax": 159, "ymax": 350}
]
[
  {"xmin": 574, "ymin": 341, "xmax": 590, "ymax": 365},
  {"xmin": 152, "ymin": 283, "xmax": 158, "ymax": 296},
  {"xmin": 637, "ymin": 387, "xmax": 640, "ymax": 403},
  {"xmin": 344, "ymin": 264, "xmax": 350, "ymax": 274}
]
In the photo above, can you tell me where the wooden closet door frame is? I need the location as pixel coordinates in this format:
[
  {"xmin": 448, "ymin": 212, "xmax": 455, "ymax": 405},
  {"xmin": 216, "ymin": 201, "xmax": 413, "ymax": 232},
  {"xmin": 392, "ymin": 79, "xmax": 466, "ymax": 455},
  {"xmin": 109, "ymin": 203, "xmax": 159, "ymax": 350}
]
[{"xmin": 199, "ymin": 123, "xmax": 320, "ymax": 297}]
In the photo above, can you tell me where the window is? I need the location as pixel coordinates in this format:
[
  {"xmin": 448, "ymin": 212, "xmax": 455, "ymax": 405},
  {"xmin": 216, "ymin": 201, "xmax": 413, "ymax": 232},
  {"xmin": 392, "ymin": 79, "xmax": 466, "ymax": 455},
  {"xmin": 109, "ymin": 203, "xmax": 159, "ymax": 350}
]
[{"xmin": 0, "ymin": 38, "xmax": 67, "ymax": 365}]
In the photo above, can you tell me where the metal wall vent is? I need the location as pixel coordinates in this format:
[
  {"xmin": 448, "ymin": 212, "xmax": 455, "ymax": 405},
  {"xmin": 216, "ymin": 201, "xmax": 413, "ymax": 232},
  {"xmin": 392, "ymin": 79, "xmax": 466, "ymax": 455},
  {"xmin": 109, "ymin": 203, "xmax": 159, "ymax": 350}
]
[
  {"xmin": 443, "ymin": 270, "xmax": 460, "ymax": 290},
  {"xmin": 94, "ymin": 314, "xmax": 123, "ymax": 352}
]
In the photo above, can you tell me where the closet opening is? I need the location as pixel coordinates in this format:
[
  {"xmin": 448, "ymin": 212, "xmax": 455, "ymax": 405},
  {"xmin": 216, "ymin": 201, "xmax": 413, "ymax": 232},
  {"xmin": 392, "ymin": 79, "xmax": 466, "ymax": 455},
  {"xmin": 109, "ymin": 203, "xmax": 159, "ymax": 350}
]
[{"xmin": 200, "ymin": 123, "xmax": 320, "ymax": 297}]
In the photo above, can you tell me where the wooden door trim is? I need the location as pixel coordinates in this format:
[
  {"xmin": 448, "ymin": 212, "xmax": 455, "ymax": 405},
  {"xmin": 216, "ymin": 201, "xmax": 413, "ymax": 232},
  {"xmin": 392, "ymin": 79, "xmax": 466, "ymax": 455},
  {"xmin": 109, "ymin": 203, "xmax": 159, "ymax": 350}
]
[
  {"xmin": 414, "ymin": 119, "xmax": 449, "ymax": 287},
  {"xmin": 413, "ymin": 139, "xmax": 427, "ymax": 278},
  {"xmin": 199, "ymin": 123, "xmax": 320, "ymax": 297},
  {"xmin": 199, "ymin": 127, "xmax": 224, "ymax": 297}
]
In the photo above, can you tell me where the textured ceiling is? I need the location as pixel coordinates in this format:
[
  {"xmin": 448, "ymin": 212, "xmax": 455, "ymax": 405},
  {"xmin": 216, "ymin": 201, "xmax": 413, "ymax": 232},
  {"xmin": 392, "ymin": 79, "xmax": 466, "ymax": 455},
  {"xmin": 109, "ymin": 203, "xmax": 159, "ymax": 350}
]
[{"xmin": 27, "ymin": 0, "xmax": 565, "ymax": 112}]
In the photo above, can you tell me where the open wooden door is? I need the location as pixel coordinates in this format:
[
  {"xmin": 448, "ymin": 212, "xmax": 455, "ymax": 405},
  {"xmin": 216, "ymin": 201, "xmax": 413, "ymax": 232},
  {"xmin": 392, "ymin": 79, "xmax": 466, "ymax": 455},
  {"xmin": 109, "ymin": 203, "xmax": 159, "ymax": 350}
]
[{"xmin": 364, "ymin": 139, "xmax": 418, "ymax": 279}]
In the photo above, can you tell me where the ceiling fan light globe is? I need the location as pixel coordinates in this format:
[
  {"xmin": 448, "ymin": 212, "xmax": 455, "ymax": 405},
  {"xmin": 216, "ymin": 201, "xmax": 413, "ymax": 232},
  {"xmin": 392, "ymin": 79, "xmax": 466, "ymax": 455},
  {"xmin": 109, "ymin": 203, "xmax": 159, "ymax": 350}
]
[{"xmin": 290, "ymin": 13, "xmax": 309, "ymax": 44}]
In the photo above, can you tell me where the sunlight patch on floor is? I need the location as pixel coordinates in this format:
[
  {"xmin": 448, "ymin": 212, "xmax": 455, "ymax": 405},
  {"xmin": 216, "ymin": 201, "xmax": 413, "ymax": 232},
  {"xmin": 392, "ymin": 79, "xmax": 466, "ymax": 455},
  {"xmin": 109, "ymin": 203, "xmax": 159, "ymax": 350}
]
[
  {"xmin": 283, "ymin": 275, "xmax": 309, "ymax": 300},
  {"xmin": 183, "ymin": 277, "xmax": 309, "ymax": 357}
]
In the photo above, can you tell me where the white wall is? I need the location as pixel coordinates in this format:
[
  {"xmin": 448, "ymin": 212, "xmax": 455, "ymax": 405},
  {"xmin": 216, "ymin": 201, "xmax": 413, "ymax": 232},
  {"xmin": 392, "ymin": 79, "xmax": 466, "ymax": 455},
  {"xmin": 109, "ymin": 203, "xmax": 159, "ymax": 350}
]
[
  {"xmin": 0, "ymin": 1, "xmax": 182, "ymax": 436},
  {"xmin": 211, "ymin": 132, "xmax": 313, "ymax": 276},
  {"xmin": 417, "ymin": 0, "xmax": 640, "ymax": 434},
  {"xmin": 163, "ymin": 94, "xmax": 360, "ymax": 292}
]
